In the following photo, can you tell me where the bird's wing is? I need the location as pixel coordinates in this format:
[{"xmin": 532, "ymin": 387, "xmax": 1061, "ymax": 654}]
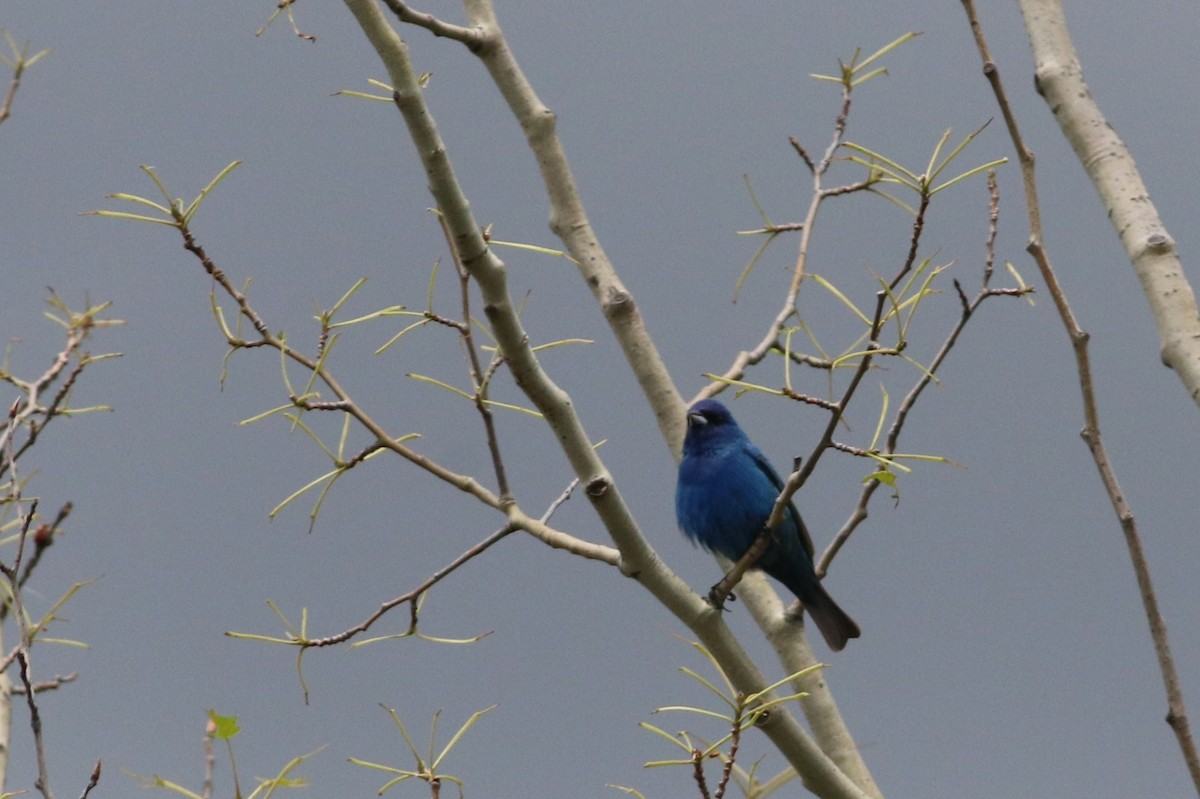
[{"xmin": 744, "ymin": 442, "xmax": 816, "ymax": 560}]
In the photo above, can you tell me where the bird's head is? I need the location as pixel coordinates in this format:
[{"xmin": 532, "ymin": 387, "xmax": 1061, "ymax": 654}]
[{"xmin": 683, "ymin": 399, "xmax": 743, "ymax": 453}]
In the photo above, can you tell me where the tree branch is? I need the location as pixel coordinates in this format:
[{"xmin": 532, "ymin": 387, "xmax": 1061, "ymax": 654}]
[
  {"xmin": 452, "ymin": 1, "xmax": 686, "ymax": 450},
  {"xmin": 343, "ymin": 4, "xmax": 871, "ymax": 795},
  {"xmin": 177, "ymin": 225, "xmax": 505, "ymax": 513},
  {"xmin": 706, "ymin": 81, "xmax": 864, "ymax": 405},
  {"xmin": 962, "ymin": 0, "xmax": 1200, "ymax": 790},
  {"xmin": 1018, "ymin": 0, "xmax": 1200, "ymax": 403},
  {"xmin": 305, "ymin": 478, "xmax": 610, "ymax": 647},
  {"xmin": 379, "ymin": 0, "xmax": 482, "ymax": 47}
]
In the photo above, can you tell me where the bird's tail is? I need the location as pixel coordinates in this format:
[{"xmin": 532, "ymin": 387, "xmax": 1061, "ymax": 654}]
[{"xmin": 801, "ymin": 582, "xmax": 861, "ymax": 653}]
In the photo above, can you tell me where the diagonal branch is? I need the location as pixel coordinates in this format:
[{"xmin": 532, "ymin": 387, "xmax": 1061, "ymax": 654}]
[
  {"xmin": 418, "ymin": 1, "xmax": 687, "ymax": 450},
  {"xmin": 177, "ymin": 225, "xmax": 504, "ymax": 512},
  {"xmin": 820, "ymin": 173, "xmax": 1032, "ymax": 573},
  {"xmin": 305, "ymin": 478, "xmax": 609, "ymax": 647},
  {"xmin": 1017, "ymin": 0, "xmax": 1200, "ymax": 404}
]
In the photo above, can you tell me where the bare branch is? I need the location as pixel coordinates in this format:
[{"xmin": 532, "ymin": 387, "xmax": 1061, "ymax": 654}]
[
  {"xmin": 18, "ymin": 651, "xmax": 54, "ymax": 799},
  {"xmin": 306, "ymin": 478, "xmax": 598, "ymax": 647},
  {"xmin": 707, "ymin": 524, "xmax": 776, "ymax": 611},
  {"xmin": 78, "ymin": 761, "xmax": 101, "ymax": 799},
  {"xmin": 435, "ymin": 211, "xmax": 511, "ymax": 499},
  {"xmin": 432, "ymin": 1, "xmax": 687, "ymax": 449},
  {"xmin": 341, "ymin": 5, "xmax": 874, "ymax": 794},
  {"xmin": 0, "ymin": 297, "xmax": 117, "ymax": 481},
  {"xmin": 379, "ymin": 0, "xmax": 482, "ymax": 47},
  {"xmin": 11, "ymin": 672, "xmax": 78, "ymax": 695},
  {"xmin": 177, "ymin": 223, "xmax": 504, "ymax": 512},
  {"xmin": 1018, "ymin": 0, "xmax": 1200, "ymax": 403},
  {"xmin": 304, "ymin": 522, "xmax": 519, "ymax": 648}
]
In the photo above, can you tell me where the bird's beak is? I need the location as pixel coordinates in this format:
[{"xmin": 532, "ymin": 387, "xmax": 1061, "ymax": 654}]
[{"xmin": 687, "ymin": 410, "xmax": 707, "ymax": 428}]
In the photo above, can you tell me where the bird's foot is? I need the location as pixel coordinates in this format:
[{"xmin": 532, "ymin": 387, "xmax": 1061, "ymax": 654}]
[{"xmin": 706, "ymin": 585, "xmax": 737, "ymax": 611}]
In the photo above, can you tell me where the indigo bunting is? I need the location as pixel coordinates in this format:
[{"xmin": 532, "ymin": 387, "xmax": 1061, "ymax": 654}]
[{"xmin": 675, "ymin": 399, "xmax": 861, "ymax": 651}]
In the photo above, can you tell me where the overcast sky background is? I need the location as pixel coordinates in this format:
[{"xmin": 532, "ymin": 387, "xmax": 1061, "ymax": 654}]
[{"xmin": 2, "ymin": 2, "xmax": 1198, "ymax": 798}]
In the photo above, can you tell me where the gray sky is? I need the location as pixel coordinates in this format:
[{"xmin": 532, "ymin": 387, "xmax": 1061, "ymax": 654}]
[{"xmin": 2, "ymin": 2, "xmax": 1198, "ymax": 797}]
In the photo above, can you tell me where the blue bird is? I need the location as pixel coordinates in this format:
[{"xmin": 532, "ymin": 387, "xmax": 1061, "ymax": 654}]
[{"xmin": 675, "ymin": 399, "xmax": 860, "ymax": 651}]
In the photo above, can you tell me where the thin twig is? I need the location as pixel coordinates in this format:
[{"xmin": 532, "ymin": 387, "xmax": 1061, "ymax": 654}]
[
  {"xmin": 770, "ymin": 189, "xmax": 932, "ymax": 533},
  {"xmin": 435, "ymin": 211, "xmax": 511, "ymax": 499},
  {"xmin": 0, "ymin": 59, "xmax": 23, "ymax": 126},
  {"xmin": 0, "ymin": 321, "xmax": 93, "ymax": 478},
  {"xmin": 18, "ymin": 651, "xmax": 53, "ymax": 799},
  {"xmin": 78, "ymin": 760, "xmax": 101, "ymax": 799},
  {"xmin": 18, "ymin": 502, "xmax": 72, "ymax": 591},
  {"xmin": 705, "ymin": 81, "xmax": 867, "ymax": 400},
  {"xmin": 790, "ymin": 137, "xmax": 815, "ymax": 173},
  {"xmin": 714, "ymin": 696, "xmax": 745, "ymax": 799},
  {"xmin": 780, "ymin": 389, "xmax": 840, "ymax": 412},
  {"xmin": 304, "ymin": 478, "xmax": 585, "ymax": 647},
  {"xmin": 691, "ymin": 747, "xmax": 712, "ymax": 799},
  {"xmin": 178, "ymin": 222, "xmax": 504, "ymax": 512},
  {"xmin": 0, "ymin": 35, "xmax": 44, "ymax": 128},
  {"xmin": 820, "ymin": 179, "xmax": 1030, "ymax": 571},
  {"xmin": 983, "ymin": 170, "xmax": 999, "ymax": 285},
  {"xmin": 11, "ymin": 672, "xmax": 77, "ymax": 695},
  {"xmin": 305, "ymin": 522, "xmax": 518, "ymax": 648},
  {"xmin": 708, "ymin": 523, "xmax": 776, "ymax": 610},
  {"xmin": 5, "ymin": 406, "xmax": 52, "ymax": 799}
]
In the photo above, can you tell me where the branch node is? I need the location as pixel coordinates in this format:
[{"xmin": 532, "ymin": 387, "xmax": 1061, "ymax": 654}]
[{"xmin": 585, "ymin": 476, "xmax": 610, "ymax": 498}]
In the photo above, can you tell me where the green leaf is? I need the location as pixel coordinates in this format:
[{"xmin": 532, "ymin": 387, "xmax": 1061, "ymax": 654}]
[
  {"xmin": 431, "ymin": 705, "xmax": 497, "ymax": 770},
  {"xmin": 181, "ymin": 160, "xmax": 243, "ymax": 225},
  {"xmin": 842, "ymin": 142, "xmax": 917, "ymax": 183},
  {"xmin": 83, "ymin": 209, "xmax": 178, "ymax": 226},
  {"xmin": 852, "ymin": 31, "xmax": 920, "ymax": 75},
  {"xmin": 207, "ymin": 710, "xmax": 241, "ymax": 740},
  {"xmin": 865, "ymin": 469, "xmax": 897, "ymax": 487},
  {"xmin": 931, "ymin": 157, "xmax": 1008, "ymax": 195},
  {"xmin": 406, "ymin": 373, "xmax": 474, "ymax": 400},
  {"xmin": 809, "ymin": 273, "xmax": 871, "ymax": 325}
]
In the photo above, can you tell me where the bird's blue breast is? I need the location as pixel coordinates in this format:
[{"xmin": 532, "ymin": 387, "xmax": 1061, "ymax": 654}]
[{"xmin": 675, "ymin": 440, "xmax": 785, "ymax": 562}]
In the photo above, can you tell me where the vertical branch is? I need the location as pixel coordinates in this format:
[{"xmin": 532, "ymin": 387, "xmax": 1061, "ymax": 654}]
[
  {"xmin": 0, "ymin": 299, "xmax": 112, "ymax": 797},
  {"xmin": 961, "ymin": 1, "xmax": 1200, "ymax": 792}
]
